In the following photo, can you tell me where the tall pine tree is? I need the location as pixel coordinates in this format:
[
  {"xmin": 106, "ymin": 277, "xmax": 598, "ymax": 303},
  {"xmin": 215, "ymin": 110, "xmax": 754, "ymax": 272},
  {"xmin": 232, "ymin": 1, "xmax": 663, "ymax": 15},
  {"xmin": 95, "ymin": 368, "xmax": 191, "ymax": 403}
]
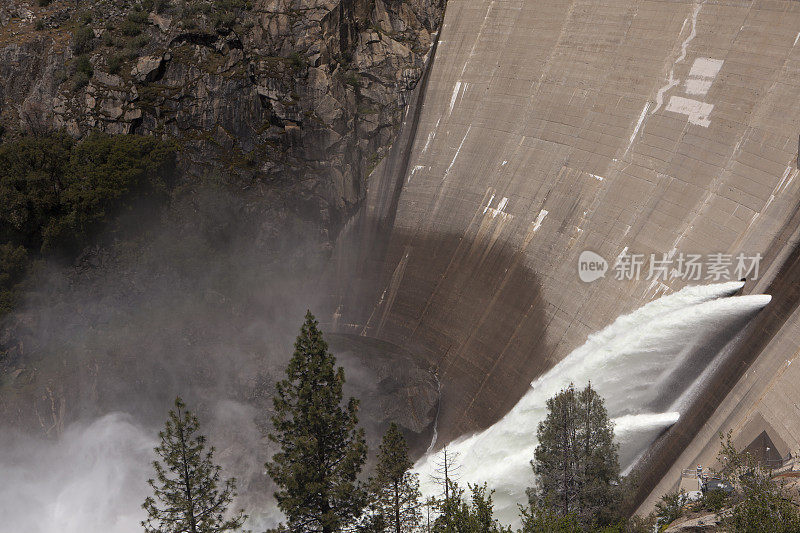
[
  {"xmin": 528, "ymin": 383, "xmax": 619, "ymax": 529},
  {"xmin": 367, "ymin": 423, "xmax": 422, "ymax": 533},
  {"xmin": 142, "ymin": 397, "xmax": 246, "ymax": 533},
  {"xmin": 267, "ymin": 311, "xmax": 368, "ymax": 533}
]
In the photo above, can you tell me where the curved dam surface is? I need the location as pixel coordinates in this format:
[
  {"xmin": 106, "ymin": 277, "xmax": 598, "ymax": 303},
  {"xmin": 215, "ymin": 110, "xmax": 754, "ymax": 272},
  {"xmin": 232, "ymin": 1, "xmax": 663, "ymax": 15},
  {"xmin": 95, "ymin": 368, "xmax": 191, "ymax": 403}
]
[{"xmin": 328, "ymin": 0, "xmax": 800, "ymax": 507}]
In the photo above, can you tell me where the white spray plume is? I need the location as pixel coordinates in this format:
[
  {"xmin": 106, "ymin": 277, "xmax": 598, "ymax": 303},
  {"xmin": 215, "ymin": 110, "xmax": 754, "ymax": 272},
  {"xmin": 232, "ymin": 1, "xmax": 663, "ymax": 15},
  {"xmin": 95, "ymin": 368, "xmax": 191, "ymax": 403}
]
[
  {"xmin": 414, "ymin": 282, "xmax": 770, "ymax": 526},
  {"xmin": 0, "ymin": 414, "xmax": 155, "ymax": 533}
]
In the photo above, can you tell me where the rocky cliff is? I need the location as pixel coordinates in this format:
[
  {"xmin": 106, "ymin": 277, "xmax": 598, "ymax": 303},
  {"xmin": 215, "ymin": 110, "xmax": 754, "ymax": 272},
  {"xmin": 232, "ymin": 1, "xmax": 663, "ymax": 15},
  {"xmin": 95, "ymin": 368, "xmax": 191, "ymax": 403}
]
[
  {"xmin": 0, "ymin": 0, "xmax": 445, "ymax": 453},
  {"xmin": 1, "ymin": 0, "xmax": 444, "ymax": 237}
]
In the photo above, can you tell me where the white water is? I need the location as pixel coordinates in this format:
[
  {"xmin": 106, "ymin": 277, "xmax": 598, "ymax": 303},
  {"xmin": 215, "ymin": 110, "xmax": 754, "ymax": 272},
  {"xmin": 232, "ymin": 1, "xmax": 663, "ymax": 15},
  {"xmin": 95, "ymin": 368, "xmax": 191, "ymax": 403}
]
[{"xmin": 413, "ymin": 282, "xmax": 771, "ymax": 525}]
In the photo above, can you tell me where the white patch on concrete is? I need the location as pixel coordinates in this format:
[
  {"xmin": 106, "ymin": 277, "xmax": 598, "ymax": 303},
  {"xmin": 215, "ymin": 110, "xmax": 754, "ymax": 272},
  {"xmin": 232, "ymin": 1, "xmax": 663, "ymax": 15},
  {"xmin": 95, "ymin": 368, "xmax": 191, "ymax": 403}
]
[
  {"xmin": 685, "ymin": 57, "xmax": 723, "ymax": 96},
  {"xmin": 532, "ymin": 209, "xmax": 548, "ymax": 232},
  {"xmin": 408, "ymin": 165, "xmax": 427, "ymax": 183},
  {"xmin": 684, "ymin": 79, "xmax": 713, "ymax": 96},
  {"xmin": 626, "ymin": 102, "xmax": 651, "ymax": 154},
  {"xmin": 501, "ymin": 160, "xmax": 508, "ymax": 166},
  {"xmin": 589, "ymin": 173, "xmax": 604, "ymax": 181},
  {"xmin": 449, "ymin": 81, "xmax": 462, "ymax": 114},
  {"xmin": 483, "ymin": 193, "xmax": 496, "ymax": 214},
  {"xmin": 794, "ymin": 32, "xmax": 800, "ymax": 46},
  {"xmin": 483, "ymin": 194, "xmax": 512, "ymax": 219},
  {"xmin": 666, "ymin": 96, "xmax": 714, "ymax": 127},
  {"xmin": 444, "ymin": 126, "xmax": 472, "ymax": 177},
  {"xmin": 421, "ymin": 118, "xmax": 441, "ymax": 154},
  {"xmin": 783, "ymin": 169, "xmax": 799, "ymax": 193},
  {"xmin": 652, "ymin": 3, "xmax": 701, "ymax": 114},
  {"xmin": 688, "ymin": 57, "xmax": 723, "ymax": 79},
  {"xmin": 615, "ymin": 246, "xmax": 630, "ymax": 266}
]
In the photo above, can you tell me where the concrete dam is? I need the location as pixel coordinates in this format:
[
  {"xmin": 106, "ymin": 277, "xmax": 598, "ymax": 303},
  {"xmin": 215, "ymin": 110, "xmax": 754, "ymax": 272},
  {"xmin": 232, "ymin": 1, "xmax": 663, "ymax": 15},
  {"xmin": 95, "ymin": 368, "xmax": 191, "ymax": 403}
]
[{"xmin": 326, "ymin": 0, "xmax": 800, "ymax": 512}]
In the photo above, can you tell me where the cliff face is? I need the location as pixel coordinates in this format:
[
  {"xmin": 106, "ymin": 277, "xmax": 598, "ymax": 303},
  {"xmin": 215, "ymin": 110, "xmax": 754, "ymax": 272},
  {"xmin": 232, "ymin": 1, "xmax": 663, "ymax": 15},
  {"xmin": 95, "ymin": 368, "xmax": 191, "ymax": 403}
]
[
  {"xmin": 0, "ymin": 0, "xmax": 445, "ymax": 450},
  {"xmin": 0, "ymin": 0, "xmax": 444, "ymax": 236}
]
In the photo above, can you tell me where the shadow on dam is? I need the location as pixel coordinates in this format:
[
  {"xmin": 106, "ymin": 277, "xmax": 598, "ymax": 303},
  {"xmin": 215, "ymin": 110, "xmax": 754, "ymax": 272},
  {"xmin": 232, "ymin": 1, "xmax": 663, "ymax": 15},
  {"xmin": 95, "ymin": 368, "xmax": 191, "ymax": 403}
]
[{"xmin": 321, "ymin": 226, "xmax": 553, "ymax": 449}]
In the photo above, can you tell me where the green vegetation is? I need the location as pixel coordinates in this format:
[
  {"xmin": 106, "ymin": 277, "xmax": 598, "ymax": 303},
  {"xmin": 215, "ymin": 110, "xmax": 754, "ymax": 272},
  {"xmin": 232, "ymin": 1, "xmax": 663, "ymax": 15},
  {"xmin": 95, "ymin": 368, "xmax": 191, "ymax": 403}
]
[
  {"xmin": 134, "ymin": 313, "xmax": 800, "ymax": 533},
  {"xmin": 654, "ymin": 489, "xmax": 687, "ymax": 528},
  {"xmin": 433, "ymin": 481, "xmax": 511, "ymax": 533},
  {"xmin": 717, "ymin": 432, "xmax": 800, "ymax": 533},
  {"xmin": 528, "ymin": 383, "xmax": 621, "ymax": 529},
  {"xmin": 364, "ymin": 423, "xmax": 423, "ymax": 532},
  {"xmin": 72, "ymin": 25, "xmax": 95, "ymax": 54},
  {"xmin": 0, "ymin": 132, "xmax": 175, "ymax": 314},
  {"xmin": 697, "ymin": 489, "xmax": 728, "ymax": 514},
  {"xmin": 72, "ymin": 54, "xmax": 93, "ymax": 90},
  {"xmin": 266, "ymin": 311, "xmax": 368, "ymax": 532},
  {"xmin": 107, "ymin": 54, "xmax": 123, "ymax": 74},
  {"xmin": 142, "ymin": 397, "xmax": 247, "ymax": 533}
]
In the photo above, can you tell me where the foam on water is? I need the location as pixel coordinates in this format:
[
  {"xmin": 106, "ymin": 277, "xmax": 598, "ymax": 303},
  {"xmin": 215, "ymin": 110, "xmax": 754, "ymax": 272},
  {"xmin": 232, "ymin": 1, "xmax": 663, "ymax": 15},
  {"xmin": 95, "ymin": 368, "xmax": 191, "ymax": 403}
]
[{"xmin": 413, "ymin": 282, "xmax": 771, "ymax": 525}]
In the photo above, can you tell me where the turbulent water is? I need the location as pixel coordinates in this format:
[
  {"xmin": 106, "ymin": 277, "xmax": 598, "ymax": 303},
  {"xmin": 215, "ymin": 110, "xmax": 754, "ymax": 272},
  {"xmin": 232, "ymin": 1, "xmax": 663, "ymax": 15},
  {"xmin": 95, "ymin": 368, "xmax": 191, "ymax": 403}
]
[
  {"xmin": 0, "ymin": 282, "xmax": 770, "ymax": 531},
  {"xmin": 413, "ymin": 281, "xmax": 771, "ymax": 526}
]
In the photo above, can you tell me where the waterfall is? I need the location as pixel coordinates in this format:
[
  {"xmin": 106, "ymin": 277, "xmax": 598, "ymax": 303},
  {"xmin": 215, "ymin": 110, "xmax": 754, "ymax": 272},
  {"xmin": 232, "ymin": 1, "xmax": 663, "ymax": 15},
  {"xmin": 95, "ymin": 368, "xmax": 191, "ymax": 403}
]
[
  {"xmin": 426, "ymin": 372, "xmax": 442, "ymax": 455},
  {"xmin": 413, "ymin": 281, "xmax": 771, "ymax": 525}
]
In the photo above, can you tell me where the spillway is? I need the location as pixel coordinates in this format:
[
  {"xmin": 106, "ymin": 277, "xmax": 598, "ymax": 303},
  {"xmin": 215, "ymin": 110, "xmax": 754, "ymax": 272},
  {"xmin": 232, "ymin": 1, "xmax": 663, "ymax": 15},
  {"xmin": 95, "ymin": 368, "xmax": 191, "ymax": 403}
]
[
  {"xmin": 328, "ymin": 0, "xmax": 800, "ymax": 513},
  {"xmin": 411, "ymin": 282, "xmax": 770, "ymax": 525}
]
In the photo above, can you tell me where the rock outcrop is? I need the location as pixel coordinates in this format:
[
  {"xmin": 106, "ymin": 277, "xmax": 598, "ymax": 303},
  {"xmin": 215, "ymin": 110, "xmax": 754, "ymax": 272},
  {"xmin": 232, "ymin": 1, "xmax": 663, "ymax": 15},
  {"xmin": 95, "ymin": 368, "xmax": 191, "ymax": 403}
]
[
  {"xmin": 0, "ymin": 0, "xmax": 445, "ymax": 238},
  {"xmin": 0, "ymin": 0, "xmax": 445, "ymax": 445}
]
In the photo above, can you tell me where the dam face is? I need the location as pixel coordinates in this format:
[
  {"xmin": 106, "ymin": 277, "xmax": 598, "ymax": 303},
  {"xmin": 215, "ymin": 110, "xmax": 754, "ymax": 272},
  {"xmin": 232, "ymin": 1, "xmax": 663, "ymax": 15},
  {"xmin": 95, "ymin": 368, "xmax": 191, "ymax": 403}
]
[{"xmin": 330, "ymin": 0, "xmax": 800, "ymax": 507}]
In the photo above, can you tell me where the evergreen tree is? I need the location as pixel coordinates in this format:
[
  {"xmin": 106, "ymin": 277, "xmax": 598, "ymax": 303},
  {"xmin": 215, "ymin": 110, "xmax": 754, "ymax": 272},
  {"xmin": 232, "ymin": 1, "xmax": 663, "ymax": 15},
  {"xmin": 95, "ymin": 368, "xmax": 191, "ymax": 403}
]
[
  {"xmin": 367, "ymin": 423, "xmax": 422, "ymax": 533},
  {"xmin": 528, "ymin": 383, "xmax": 619, "ymax": 528},
  {"xmin": 142, "ymin": 397, "xmax": 246, "ymax": 533},
  {"xmin": 518, "ymin": 504, "xmax": 581, "ymax": 533},
  {"xmin": 431, "ymin": 481, "xmax": 510, "ymax": 533},
  {"xmin": 716, "ymin": 432, "xmax": 800, "ymax": 533},
  {"xmin": 430, "ymin": 446, "xmax": 461, "ymax": 503},
  {"xmin": 267, "ymin": 311, "xmax": 368, "ymax": 533}
]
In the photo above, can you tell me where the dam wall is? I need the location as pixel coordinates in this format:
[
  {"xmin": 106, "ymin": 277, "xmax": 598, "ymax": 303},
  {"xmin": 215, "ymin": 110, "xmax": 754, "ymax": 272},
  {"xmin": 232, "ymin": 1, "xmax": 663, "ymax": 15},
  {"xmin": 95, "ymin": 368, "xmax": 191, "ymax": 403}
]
[{"xmin": 330, "ymin": 0, "xmax": 800, "ymax": 500}]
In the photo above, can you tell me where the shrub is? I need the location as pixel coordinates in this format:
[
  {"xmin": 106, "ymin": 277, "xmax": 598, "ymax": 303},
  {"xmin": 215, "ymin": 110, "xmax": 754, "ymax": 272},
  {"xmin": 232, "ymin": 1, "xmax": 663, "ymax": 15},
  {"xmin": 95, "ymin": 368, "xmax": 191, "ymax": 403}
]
[
  {"xmin": 120, "ymin": 19, "xmax": 142, "ymax": 36},
  {"xmin": 101, "ymin": 31, "xmax": 115, "ymax": 47},
  {"xmin": 127, "ymin": 9, "xmax": 149, "ymax": 25},
  {"xmin": 701, "ymin": 489, "xmax": 728, "ymax": 513},
  {"xmin": 107, "ymin": 55, "xmax": 123, "ymax": 74},
  {"xmin": 37, "ymin": 0, "xmax": 51, "ymax": 6},
  {"xmin": 75, "ymin": 55, "xmax": 93, "ymax": 77},
  {"xmin": 287, "ymin": 51, "xmax": 306, "ymax": 69},
  {"xmin": 72, "ymin": 25, "xmax": 95, "ymax": 54},
  {"xmin": 71, "ymin": 71, "xmax": 90, "ymax": 91},
  {"xmin": 129, "ymin": 34, "xmax": 149, "ymax": 50},
  {"xmin": 654, "ymin": 490, "xmax": 688, "ymax": 528},
  {"xmin": 343, "ymin": 71, "xmax": 361, "ymax": 88},
  {"xmin": 213, "ymin": 12, "xmax": 236, "ymax": 30},
  {"xmin": 34, "ymin": 19, "xmax": 45, "ymax": 31}
]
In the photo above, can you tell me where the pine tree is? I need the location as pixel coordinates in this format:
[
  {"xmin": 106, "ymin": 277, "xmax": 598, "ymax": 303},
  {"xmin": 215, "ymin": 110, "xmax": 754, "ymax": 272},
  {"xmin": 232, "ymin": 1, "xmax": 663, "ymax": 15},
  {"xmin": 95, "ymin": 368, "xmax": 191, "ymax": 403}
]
[
  {"xmin": 267, "ymin": 311, "xmax": 368, "ymax": 533},
  {"xmin": 716, "ymin": 432, "xmax": 800, "ymax": 533},
  {"xmin": 430, "ymin": 446, "xmax": 461, "ymax": 503},
  {"xmin": 528, "ymin": 383, "xmax": 619, "ymax": 528},
  {"xmin": 368, "ymin": 423, "xmax": 422, "ymax": 533},
  {"xmin": 142, "ymin": 397, "xmax": 246, "ymax": 533},
  {"xmin": 431, "ymin": 481, "xmax": 510, "ymax": 533}
]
